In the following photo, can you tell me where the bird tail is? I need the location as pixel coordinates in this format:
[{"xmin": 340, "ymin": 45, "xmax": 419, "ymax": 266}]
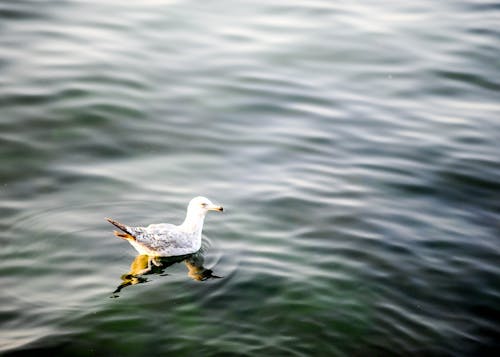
[{"xmin": 105, "ymin": 217, "xmax": 136, "ymax": 241}]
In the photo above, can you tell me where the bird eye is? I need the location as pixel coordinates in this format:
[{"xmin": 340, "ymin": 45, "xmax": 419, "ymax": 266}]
[{"xmin": 200, "ymin": 203, "xmax": 207, "ymax": 207}]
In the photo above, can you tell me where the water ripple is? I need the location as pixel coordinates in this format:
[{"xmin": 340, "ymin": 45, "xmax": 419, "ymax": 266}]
[{"xmin": 2, "ymin": 0, "xmax": 500, "ymax": 355}]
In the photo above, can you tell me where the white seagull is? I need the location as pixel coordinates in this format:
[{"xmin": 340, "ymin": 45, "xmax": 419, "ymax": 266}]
[{"xmin": 106, "ymin": 196, "xmax": 223, "ymax": 257}]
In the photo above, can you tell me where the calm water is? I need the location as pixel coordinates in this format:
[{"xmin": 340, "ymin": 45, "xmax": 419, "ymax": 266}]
[{"xmin": 1, "ymin": 0, "xmax": 500, "ymax": 355}]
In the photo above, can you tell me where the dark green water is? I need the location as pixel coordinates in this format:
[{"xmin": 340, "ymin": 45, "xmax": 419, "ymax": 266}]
[{"xmin": 1, "ymin": 1, "xmax": 500, "ymax": 355}]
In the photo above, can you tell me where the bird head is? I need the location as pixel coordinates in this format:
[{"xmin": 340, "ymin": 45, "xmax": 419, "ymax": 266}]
[{"xmin": 188, "ymin": 196, "xmax": 223, "ymax": 214}]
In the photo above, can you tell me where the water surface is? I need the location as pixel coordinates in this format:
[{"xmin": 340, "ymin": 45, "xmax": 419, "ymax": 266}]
[{"xmin": 1, "ymin": 0, "xmax": 500, "ymax": 355}]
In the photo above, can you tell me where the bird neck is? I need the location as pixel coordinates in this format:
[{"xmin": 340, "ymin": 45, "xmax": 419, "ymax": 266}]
[{"xmin": 180, "ymin": 210, "xmax": 206, "ymax": 233}]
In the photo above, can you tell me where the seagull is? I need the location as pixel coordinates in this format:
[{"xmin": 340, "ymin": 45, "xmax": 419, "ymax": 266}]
[{"xmin": 106, "ymin": 196, "xmax": 223, "ymax": 257}]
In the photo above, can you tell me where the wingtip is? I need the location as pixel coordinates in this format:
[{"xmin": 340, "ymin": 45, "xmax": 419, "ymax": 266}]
[{"xmin": 113, "ymin": 230, "xmax": 136, "ymax": 241}]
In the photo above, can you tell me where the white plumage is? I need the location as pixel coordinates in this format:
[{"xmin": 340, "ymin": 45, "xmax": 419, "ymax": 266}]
[{"xmin": 106, "ymin": 196, "xmax": 223, "ymax": 257}]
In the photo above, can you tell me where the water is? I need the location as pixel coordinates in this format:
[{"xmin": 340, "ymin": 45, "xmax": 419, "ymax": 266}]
[{"xmin": 1, "ymin": 0, "xmax": 500, "ymax": 355}]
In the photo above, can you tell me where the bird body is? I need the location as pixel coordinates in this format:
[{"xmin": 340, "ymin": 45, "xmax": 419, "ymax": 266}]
[{"xmin": 106, "ymin": 196, "xmax": 223, "ymax": 257}]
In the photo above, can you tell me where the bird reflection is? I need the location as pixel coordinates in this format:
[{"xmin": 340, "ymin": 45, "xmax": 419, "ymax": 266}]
[{"xmin": 112, "ymin": 251, "xmax": 221, "ymax": 296}]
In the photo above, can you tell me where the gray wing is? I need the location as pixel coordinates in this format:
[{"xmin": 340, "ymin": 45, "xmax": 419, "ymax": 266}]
[{"xmin": 131, "ymin": 224, "xmax": 191, "ymax": 251}]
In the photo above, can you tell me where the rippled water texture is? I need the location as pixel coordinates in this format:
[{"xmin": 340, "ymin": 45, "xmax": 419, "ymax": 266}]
[{"xmin": 1, "ymin": 0, "xmax": 500, "ymax": 355}]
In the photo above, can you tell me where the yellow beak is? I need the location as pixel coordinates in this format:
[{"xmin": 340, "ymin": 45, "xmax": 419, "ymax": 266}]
[{"xmin": 209, "ymin": 205, "xmax": 223, "ymax": 212}]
